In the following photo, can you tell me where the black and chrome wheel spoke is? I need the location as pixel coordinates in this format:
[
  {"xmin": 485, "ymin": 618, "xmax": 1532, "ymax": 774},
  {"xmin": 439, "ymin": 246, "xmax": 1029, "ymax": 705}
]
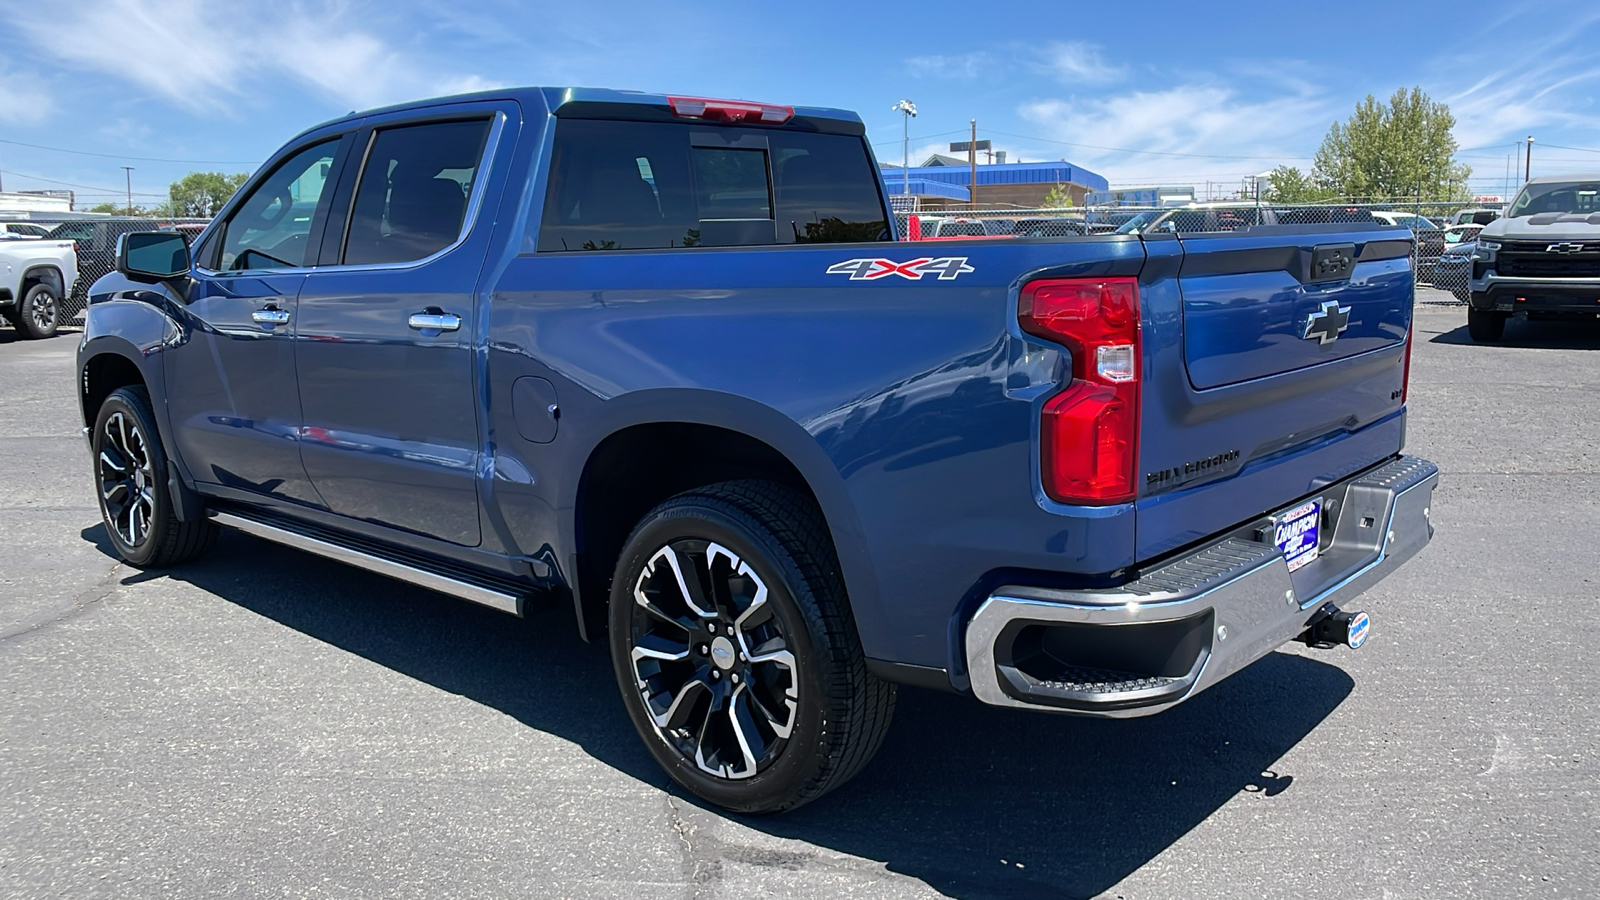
[
  {"xmin": 98, "ymin": 411, "xmax": 156, "ymax": 548},
  {"xmin": 629, "ymin": 538, "xmax": 797, "ymax": 781}
]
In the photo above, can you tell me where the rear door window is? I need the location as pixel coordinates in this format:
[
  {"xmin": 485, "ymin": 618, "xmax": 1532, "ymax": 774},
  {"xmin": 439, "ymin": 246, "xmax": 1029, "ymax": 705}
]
[
  {"xmin": 537, "ymin": 119, "xmax": 887, "ymax": 251},
  {"xmin": 342, "ymin": 118, "xmax": 492, "ymax": 266}
]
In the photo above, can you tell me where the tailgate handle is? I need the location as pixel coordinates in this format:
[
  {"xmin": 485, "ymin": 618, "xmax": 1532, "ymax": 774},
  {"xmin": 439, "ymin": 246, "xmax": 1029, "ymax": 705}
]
[{"xmin": 1307, "ymin": 243, "xmax": 1356, "ymax": 284}]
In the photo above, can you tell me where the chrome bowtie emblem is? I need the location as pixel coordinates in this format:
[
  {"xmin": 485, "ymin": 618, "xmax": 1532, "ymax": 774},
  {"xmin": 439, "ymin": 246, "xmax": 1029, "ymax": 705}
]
[
  {"xmin": 1303, "ymin": 299, "xmax": 1352, "ymax": 345},
  {"xmin": 1547, "ymin": 242, "xmax": 1585, "ymax": 253}
]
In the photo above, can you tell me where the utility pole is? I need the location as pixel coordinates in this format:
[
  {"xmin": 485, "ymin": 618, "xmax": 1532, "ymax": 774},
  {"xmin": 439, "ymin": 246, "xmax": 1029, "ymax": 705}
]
[
  {"xmin": 968, "ymin": 119, "xmax": 977, "ymax": 210},
  {"xmin": 1525, "ymin": 136, "xmax": 1534, "ymax": 183},
  {"xmin": 892, "ymin": 100, "xmax": 916, "ymax": 196},
  {"xmin": 122, "ymin": 166, "xmax": 134, "ymax": 215}
]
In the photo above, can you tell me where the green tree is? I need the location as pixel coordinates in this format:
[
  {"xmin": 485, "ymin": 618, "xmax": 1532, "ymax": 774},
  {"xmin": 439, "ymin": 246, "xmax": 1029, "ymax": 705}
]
[
  {"xmin": 1263, "ymin": 166, "xmax": 1335, "ymax": 203},
  {"xmin": 1042, "ymin": 183, "xmax": 1075, "ymax": 208},
  {"xmin": 89, "ymin": 202, "xmax": 119, "ymax": 214},
  {"xmin": 168, "ymin": 171, "xmax": 250, "ymax": 217},
  {"xmin": 1310, "ymin": 87, "xmax": 1471, "ymax": 202}
]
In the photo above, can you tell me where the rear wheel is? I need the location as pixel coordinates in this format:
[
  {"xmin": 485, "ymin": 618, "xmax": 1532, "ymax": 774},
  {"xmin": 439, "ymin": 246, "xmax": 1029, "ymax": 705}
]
[
  {"xmin": 609, "ymin": 480, "xmax": 895, "ymax": 814},
  {"xmin": 15, "ymin": 284, "xmax": 60, "ymax": 339},
  {"xmin": 93, "ymin": 386, "xmax": 218, "ymax": 567},
  {"xmin": 1467, "ymin": 307, "xmax": 1507, "ymax": 342}
]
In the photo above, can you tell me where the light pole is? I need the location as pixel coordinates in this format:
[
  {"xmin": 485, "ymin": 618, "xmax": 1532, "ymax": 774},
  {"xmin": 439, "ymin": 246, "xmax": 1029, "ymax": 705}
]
[
  {"xmin": 892, "ymin": 99, "xmax": 916, "ymax": 195},
  {"xmin": 1525, "ymin": 135, "xmax": 1534, "ymax": 182},
  {"xmin": 121, "ymin": 166, "xmax": 134, "ymax": 215}
]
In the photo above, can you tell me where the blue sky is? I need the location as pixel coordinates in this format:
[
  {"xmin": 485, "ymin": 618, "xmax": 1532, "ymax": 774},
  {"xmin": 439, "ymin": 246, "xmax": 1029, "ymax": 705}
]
[{"xmin": 2, "ymin": 0, "xmax": 1599, "ymax": 207}]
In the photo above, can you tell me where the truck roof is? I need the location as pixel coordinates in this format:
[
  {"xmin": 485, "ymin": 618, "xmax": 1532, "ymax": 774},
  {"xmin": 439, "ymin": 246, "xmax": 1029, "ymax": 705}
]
[
  {"xmin": 300, "ymin": 87, "xmax": 865, "ymax": 139},
  {"xmin": 1524, "ymin": 172, "xmax": 1600, "ymax": 184}
]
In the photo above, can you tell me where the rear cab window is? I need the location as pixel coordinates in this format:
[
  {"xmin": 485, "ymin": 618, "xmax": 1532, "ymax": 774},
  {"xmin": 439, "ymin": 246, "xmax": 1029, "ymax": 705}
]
[{"xmin": 536, "ymin": 119, "xmax": 888, "ymax": 252}]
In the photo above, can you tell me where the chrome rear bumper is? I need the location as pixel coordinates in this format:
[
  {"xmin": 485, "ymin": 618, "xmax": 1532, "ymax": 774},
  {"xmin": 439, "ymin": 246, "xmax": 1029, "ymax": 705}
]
[{"xmin": 964, "ymin": 455, "xmax": 1439, "ymax": 717}]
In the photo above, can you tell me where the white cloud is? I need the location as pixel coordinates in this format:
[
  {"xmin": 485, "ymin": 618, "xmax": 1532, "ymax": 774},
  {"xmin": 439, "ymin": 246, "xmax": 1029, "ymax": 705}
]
[
  {"xmin": 1018, "ymin": 84, "xmax": 1330, "ymax": 186},
  {"xmin": 1, "ymin": 0, "xmax": 501, "ymax": 116},
  {"xmin": 1446, "ymin": 56, "xmax": 1600, "ymax": 154},
  {"xmin": 907, "ymin": 52, "xmax": 994, "ymax": 80},
  {"xmin": 0, "ymin": 65, "xmax": 54, "ymax": 126},
  {"xmin": 908, "ymin": 41, "xmax": 1123, "ymax": 85},
  {"xmin": 1032, "ymin": 41, "xmax": 1125, "ymax": 85}
]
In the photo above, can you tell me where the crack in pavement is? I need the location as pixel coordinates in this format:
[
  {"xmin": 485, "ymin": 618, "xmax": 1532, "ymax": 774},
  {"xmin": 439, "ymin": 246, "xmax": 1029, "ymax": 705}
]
[
  {"xmin": 0, "ymin": 558, "xmax": 126, "ymax": 643},
  {"xmin": 664, "ymin": 791, "xmax": 720, "ymax": 899}
]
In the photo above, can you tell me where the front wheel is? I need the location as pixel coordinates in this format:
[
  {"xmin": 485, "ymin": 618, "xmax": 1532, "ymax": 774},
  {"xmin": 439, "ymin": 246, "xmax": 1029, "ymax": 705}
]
[
  {"xmin": 609, "ymin": 481, "xmax": 895, "ymax": 814},
  {"xmin": 1467, "ymin": 307, "xmax": 1507, "ymax": 342},
  {"xmin": 92, "ymin": 386, "xmax": 218, "ymax": 567}
]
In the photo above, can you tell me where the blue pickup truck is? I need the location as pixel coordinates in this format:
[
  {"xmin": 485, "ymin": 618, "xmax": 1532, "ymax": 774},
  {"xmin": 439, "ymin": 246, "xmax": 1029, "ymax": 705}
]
[{"xmin": 77, "ymin": 87, "xmax": 1437, "ymax": 813}]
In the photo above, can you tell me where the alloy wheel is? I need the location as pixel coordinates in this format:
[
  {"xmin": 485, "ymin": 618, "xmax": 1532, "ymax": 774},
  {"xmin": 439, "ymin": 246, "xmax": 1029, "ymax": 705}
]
[
  {"xmin": 30, "ymin": 291, "xmax": 57, "ymax": 334},
  {"xmin": 98, "ymin": 411, "xmax": 156, "ymax": 548},
  {"xmin": 628, "ymin": 540, "xmax": 799, "ymax": 780}
]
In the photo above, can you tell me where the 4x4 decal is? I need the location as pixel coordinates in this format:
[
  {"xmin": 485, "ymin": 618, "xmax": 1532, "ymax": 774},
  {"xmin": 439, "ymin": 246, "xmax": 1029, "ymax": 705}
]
[{"xmin": 825, "ymin": 257, "xmax": 974, "ymax": 281}]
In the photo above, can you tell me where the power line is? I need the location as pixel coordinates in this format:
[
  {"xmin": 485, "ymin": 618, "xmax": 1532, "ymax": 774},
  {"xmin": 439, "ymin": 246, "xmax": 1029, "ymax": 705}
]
[
  {"xmin": 0, "ymin": 137, "xmax": 260, "ymax": 166},
  {"xmin": 0, "ymin": 169, "xmax": 167, "ymax": 196},
  {"xmin": 869, "ymin": 128, "xmax": 968, "ymax": 148},
  {"xmin": 1537, "ymin": 142, "xmax": 1600, "ymax": 154}
]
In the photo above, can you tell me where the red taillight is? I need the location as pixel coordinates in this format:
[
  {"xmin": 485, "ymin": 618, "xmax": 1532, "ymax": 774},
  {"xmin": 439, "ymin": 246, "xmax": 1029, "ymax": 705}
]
[
  {"xmin": 667, "ymin": 96, "xmax": 793, "ymax": 125},
  {"xmin": 1020, "ymin": 277, "xmax": 1141, "ymax": 505}
]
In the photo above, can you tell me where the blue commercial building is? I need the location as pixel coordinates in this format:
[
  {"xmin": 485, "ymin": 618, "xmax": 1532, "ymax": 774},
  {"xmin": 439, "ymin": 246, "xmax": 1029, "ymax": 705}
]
[{"xmin": 880, "ymin": 156, "xmax": 1108, "ymax": 209}]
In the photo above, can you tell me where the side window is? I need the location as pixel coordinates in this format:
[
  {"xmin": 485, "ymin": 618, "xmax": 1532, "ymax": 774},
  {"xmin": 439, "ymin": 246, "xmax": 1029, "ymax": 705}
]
[
  {"xmin": 536, "ymin": 120, "xmax": 888, "ymax": 251},
  {"xmin": 342, "ymin": 118, "xmax": 492, "ymax": 266},
  {"xmin": 217, "ymin": 140, "xmax": 338, "ymax": 271}
]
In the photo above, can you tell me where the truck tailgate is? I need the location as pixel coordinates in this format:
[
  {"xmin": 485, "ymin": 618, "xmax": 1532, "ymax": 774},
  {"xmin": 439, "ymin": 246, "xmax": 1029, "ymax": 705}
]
[{"xmin": 1135, "ymin": 226, "xmax": 1414, "ymax": 562}]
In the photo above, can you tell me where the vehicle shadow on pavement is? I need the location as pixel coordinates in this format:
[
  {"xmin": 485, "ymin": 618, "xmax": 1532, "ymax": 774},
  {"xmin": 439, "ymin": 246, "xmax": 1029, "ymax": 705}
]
[
  {"xmin": 86, "ymin": 525, "xmax": 1353, "ymax": 900},
  {"xmin": 1431, "ymin": 316, "xmax": 1600, "ymax": 349}
]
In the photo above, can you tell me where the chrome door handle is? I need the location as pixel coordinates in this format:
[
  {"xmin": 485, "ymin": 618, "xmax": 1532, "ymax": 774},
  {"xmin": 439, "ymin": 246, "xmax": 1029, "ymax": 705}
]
[
  {"xmin": 251, "ymin": 308, "xmax": 291, "ymax": 326},
  {"xmin": 408, "ymin": 312, "xmax": 461, "ymax": 332}
]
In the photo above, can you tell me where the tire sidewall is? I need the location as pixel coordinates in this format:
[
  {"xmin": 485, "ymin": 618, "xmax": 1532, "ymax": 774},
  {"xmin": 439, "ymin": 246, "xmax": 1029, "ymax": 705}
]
[
  {"xmin": 20, "ymin": 284, "xmax": 60, "ymax": 339},
  {"xmin": 93, "ymin": 388, "xmax": 173, "ymax": 567},
  {"xmin": 608, "ymin": 498, "xmax": 834, "ymax": 814}
]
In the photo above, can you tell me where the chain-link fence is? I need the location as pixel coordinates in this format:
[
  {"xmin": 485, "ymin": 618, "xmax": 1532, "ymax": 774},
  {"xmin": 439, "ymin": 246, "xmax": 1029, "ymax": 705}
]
[
  {"xmin": 17, "ymin": 216, "xmax": 211, "ymax": 321},
  {"xmin": 893, "ymin": 201, "xmax": 1491, "ymax": 298}
]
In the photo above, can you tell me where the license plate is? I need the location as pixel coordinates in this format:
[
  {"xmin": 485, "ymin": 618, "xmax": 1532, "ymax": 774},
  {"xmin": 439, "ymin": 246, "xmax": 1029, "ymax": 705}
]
[{"xmin": 1273, "ymin": 499, "xmax": 1321, "ymax": 572}]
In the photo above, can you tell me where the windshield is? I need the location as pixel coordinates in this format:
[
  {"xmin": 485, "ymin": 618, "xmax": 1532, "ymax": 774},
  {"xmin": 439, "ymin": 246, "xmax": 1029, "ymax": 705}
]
[
  {"xmin": 1113, "ymin": 211, "xmax": 1165, "ymax": 234},
  {"xmin": 1507, "ymin": 181, "xmax": 1600, "ymax": 217}
]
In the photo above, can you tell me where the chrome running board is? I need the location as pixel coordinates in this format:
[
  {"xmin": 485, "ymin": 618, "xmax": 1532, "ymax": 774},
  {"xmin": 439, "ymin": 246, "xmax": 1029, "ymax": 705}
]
[{"xmin": 210, "ymin": 511, "xmax": 522, "ymax": 615}]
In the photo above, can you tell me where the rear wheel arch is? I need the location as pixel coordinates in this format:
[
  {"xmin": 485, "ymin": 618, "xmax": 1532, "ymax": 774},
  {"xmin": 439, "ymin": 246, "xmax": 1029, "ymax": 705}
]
[
  {"xmin": 21, "ymin": 265, "xmax": 66, "ymax": 297},
  {"xmin": 571, "ymin": 419, "xmax": 866, "ymax": 644}
]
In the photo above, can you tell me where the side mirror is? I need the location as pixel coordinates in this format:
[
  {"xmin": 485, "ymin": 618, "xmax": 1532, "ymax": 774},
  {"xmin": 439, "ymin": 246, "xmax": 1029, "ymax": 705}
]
[{"xmin": 117, "ymin": 231, "xmax": 191, "ymax": 283}]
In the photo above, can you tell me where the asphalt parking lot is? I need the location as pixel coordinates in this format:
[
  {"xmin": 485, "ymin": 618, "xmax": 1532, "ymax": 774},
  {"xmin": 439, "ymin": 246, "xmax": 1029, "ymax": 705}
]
[{"xmin": 1, "ymin": 289, "xmax": 1596, "ymax": 899}]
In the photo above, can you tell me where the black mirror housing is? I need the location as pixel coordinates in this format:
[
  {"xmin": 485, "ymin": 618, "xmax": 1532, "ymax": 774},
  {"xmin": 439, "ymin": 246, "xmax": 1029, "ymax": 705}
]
[{"xmin": 117, "ymin": 231, "xmax": 191, "ymax": 283}]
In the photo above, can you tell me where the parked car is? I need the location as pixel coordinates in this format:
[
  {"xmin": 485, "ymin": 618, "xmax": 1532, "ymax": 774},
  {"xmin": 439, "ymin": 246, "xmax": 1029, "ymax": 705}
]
[
  {"xmin": 1085, "ymin": 209, "xmax": 1148, "ymax": 233},
  {"xmin": 1449, "ymin": 208, "xmax": 1500, "ymax": 226},
  {"xmin": 0, "ymin": 221, "xmax": 52, "ymax": 239},
  {"xmin": 1466, "ymin": 175, "xmax": 1600, "ymax": 340},
  {"xmin": 1011, "ymin": 217, "xmax": 1089, "ymax": 237},
  {"xmin": 1434, "ymin": 237, "xmax": 1474, "ymax": 301},
  {"xmin": 78, "ymin": 86, "xmax": 1437, "ymax": 814},
  {"xmin": 0, "ymin": 237, "xmax": 76, "ymax": 338},
  {"xmin": 929, "ymin": 217, "xmax": 1011, "ymax": 237},
  {"xmin": 1370, "ymin": 211, "xmax": 1446, "ymax": 278}
]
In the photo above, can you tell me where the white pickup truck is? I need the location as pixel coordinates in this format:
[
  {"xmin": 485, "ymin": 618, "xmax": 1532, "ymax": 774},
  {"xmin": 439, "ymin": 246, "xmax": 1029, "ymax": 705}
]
[{"xmin": 1, "ymin": 238, "xmax": 76, "ymax": 338}]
